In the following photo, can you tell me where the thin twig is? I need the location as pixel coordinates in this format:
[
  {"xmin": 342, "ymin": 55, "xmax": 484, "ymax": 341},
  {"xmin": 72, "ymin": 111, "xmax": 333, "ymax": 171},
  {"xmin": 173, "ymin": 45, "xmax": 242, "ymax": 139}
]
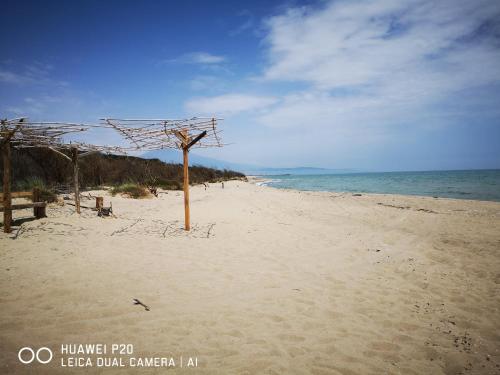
[
  {"xmin": 111, "ymin": 219, "xmax": 141, "ymax": 236},
  {"xmin": 11, "ymin": 225, "xmax": 24, "ymax": 240},
  {"xmin": 207, "ymin": 223, "xmax": 215, "ymax": 238},
  {"xmin": 133, "ymin": 298, "xmax": 150, "ymax": 311}
]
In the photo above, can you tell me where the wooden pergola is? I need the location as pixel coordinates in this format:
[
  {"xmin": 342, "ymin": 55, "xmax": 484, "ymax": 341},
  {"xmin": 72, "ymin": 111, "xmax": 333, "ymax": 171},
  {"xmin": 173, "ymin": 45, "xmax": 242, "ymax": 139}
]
[
  {"xmin": 103, "ymin": 117, "xmax": 223, "ymax": 230},
  {"xmin": 0, "ymin": 118, "xmax": 124, "ymax": 232}
]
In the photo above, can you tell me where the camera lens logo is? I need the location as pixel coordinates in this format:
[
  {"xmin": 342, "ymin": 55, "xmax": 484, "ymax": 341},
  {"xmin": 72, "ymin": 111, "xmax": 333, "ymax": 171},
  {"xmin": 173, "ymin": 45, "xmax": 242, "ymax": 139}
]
[{"xmin": 18, "ymin": 347, "xmax": 53, "ymax": 364}]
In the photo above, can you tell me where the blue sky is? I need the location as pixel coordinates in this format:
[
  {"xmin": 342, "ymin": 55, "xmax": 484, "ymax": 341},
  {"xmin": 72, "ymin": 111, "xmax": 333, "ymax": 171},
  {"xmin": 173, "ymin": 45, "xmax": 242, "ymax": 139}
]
[{"xmin": 1, "ymin": 0, "xmax": 500, "ymax": 171}]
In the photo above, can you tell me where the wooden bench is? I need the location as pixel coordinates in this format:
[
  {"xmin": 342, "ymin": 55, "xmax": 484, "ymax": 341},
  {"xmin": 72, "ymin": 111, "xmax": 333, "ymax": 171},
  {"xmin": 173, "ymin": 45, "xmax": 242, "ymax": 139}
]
[{"xmin": 0, "ymin": 189, "xmax": 47, "ymax": 219}]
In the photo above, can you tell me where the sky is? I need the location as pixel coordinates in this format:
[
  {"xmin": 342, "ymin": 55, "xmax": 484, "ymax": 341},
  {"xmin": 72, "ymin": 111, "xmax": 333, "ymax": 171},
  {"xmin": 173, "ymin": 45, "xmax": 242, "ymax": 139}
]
[{"xmin": 1, "ymin": 0, "xmax": 500, "ymax": 171}]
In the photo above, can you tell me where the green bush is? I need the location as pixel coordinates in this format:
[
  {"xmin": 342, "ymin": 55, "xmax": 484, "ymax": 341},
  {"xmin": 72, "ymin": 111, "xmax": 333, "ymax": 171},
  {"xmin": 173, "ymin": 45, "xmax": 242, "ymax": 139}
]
[
  {"xmin": 14, "ymin": 177, "xmax": 58, "ymax": 203},
  {"xmin": 35, "ymin": 188, "xmax": 58, "ymax": 203},
  {"xmin": 110, "ymin": 183, "xmax": 149, "ymax": 198},
  {"xmin": 156, "ymin": 179, "xmax": 182, "ymax": 190},
  {"xmin": 7, "ymin": 148, "xmax": 246, "ymax": 190},
  {"xmin": 15, "ymin": 177, "xmax": 46, "ymax": 191}
]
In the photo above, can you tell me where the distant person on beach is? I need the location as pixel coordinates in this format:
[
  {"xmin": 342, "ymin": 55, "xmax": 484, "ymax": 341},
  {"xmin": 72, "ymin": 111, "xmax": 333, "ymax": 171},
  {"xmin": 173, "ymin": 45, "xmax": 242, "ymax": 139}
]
[{"xmin": 222, "ymin": 182, "xmax": 224, "ymax": 189}]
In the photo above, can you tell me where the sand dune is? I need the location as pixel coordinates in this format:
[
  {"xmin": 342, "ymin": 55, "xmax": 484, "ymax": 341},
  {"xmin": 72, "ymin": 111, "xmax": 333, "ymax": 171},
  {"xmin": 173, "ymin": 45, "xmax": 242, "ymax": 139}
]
[{"xmin": 1, "ymin": 180, "xmax": 499, "ymax": 374}]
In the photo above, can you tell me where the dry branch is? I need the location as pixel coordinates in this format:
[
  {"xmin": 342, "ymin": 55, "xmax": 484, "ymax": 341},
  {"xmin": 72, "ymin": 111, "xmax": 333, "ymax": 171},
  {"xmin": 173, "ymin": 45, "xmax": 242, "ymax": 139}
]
[{"xmin": 111, "ymin": 219, "xmax": 142, "ymax": 236}]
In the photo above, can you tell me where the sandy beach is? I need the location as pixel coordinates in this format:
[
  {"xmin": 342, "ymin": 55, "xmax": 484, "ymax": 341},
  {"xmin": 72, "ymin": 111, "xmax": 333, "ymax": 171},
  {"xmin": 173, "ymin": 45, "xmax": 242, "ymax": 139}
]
[{"xmin": 1, "ymin": 180, "xmax": 499, "ymax": 374}]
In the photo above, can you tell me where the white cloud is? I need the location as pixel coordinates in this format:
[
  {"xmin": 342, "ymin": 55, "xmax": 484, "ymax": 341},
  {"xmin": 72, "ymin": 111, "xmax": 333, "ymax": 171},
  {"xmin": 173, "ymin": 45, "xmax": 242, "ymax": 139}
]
[
  {"xmin": 263, "ymin": 0, "xmax": 500, "ymax": 90},
  {"xmin": 257, "ymin": 0, "xmax": 500, "ymax": 129},
  {"xmin": 185, "ymin": 94, "xmax": 278, "ymax": 115},
  {"xmin": 166, "ymin": 52, "xmax": 226, "ymax": 65},
  {"xmin": 0, "ymin": 62, "xmax": 68, "ymax": 87}
]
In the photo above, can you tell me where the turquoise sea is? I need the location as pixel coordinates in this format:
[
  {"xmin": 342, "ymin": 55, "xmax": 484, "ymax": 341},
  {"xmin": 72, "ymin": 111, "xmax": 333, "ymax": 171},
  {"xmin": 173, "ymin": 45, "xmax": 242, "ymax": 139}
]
[{"xmin": 259, "ymin": 170, "xmax": 500, "ymax": 202}]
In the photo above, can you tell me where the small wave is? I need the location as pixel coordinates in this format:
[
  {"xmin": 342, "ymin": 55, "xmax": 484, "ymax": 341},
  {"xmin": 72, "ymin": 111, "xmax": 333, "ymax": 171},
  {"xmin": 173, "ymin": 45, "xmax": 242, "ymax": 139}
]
[{"xmin": 256, "ymin": 179, "xmax": 281, "ymax": 187}]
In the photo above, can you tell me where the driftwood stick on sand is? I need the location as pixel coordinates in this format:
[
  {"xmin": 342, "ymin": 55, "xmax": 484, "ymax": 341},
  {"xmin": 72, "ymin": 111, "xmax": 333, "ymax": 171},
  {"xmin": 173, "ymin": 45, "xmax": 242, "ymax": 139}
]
[
  {"xmin": 133, "ymin": 298, "xmax": 150, "ymax": 311},
  {"xmin": 207, "ymin": 223, "xmax": 215, "ymax": 238},
  {"xmin": 12, "ymin": 225, "xmax": 24, "ymax": 240},
  {"xmin": 111, "ymin": 219, "xmax": 141, "ymax": 236},
  {"xmin": 162, "ymin": 224, "xmax": 172, "ymax": 238}
]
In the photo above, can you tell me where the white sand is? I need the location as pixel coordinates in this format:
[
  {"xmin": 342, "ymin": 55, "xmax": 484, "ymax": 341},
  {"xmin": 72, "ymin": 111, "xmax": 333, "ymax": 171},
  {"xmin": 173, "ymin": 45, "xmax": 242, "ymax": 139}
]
[{"xmin": 1, "ymin": 180, "xmax": 499, "ymax": 374}]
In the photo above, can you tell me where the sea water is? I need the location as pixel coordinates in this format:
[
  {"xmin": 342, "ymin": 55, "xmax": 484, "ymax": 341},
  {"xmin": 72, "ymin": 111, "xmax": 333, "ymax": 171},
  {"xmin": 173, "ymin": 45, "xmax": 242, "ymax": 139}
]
[{"xmin": 259, "ymin": 170, "xmax": 500, "ymax": 202}]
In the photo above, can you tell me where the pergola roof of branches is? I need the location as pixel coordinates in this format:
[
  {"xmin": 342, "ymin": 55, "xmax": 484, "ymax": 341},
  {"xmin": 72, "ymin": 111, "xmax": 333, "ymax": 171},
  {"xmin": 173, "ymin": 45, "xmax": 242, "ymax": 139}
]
[
  {"xmin": 1, "ymin": 117, "xmax": 223, "ymax": 152},
  {"xmin": 102, "ymin": 117, "xmax": 223, "ymax": 151},
  {"xmin": 0, "ymin": 118, "xmax": 124, "ymax": 154}
]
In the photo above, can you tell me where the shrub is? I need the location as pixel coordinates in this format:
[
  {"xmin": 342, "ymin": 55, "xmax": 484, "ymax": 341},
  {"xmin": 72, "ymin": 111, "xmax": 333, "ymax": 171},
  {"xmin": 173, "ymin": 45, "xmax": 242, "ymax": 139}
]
[
  {"xmin": 15, "ymin": 177, "xmax": 46, "ymax": 191},
  {"xmin": 35, "ymin": 188, "xmax": 58, "ymax": 203},
  {"xmin": 156, "ymin": 179, "xmax": 182, "ymax": 190},
  {"xmin": 110, "ymin": 183, "xmax": 149, "ymax": 198},
  {"xmin": 14, "ymin": 177, "xmax": 58, "ymax": 203},
  {"xmin": 6, "ymin": 148, "xmax": 247, "ymax": 190}
]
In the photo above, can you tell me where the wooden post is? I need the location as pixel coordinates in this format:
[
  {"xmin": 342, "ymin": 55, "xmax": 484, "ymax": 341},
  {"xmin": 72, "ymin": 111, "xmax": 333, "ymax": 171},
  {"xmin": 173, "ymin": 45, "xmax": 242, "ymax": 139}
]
[
  {"xmin": 2, "ymin": 139, "xmax": 12, "ymax": 233},
  {"xmin": 32, "ymin": 188, "xmax": 46, "ymax": 218},
  {"xmin": 33, "ymin": 187, "xmax": 41, "ymax": 219},
  {"xmin": 175, "ymin": 128, "xmax": 208, "ymax": 231},
  {"xmin": 182, "ymin": 131, "xmax": 190, "ymax": 231},
  {"xmin": 96, "ymin": 196, "xmax": 103, "ymax": 210},
  {"xmin": 71, "ymin": 148, "xmax": 80, "ymax": 214}
]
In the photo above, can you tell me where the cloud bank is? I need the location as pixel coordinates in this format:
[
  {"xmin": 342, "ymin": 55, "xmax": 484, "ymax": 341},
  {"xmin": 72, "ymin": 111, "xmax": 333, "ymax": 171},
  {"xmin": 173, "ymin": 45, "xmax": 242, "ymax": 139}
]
[
  {"xmin": 259, "ymin": 0, "xmax": 500, "ymax": 127},
  {"xmin": 188, "ymin": 0, "xmax": 500, "ymax": 134},
  {"xmin": 263, "ymin": 0, "xmax": 500, "ymax": 91}
]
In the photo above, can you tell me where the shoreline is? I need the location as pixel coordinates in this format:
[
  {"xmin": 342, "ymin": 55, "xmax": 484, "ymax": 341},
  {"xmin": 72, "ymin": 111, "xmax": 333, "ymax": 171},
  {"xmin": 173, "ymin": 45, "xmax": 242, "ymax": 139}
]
[{"xmin": 247, "ymin": 175, "xmax": 500, "ymax": 206}]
